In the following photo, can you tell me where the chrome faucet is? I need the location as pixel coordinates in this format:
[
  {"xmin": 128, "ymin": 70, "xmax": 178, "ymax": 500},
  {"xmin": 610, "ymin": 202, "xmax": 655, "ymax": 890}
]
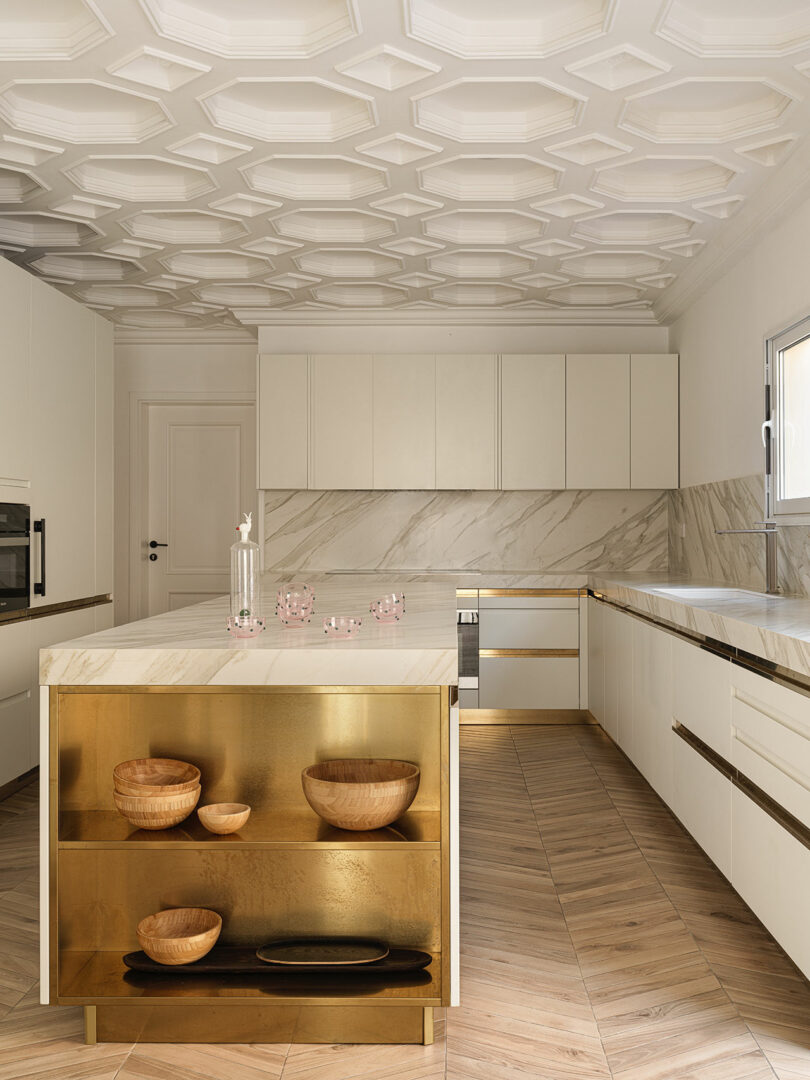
[{"xmin": 714, "ymin": 524, "xmax": 778, "ymax": 595}]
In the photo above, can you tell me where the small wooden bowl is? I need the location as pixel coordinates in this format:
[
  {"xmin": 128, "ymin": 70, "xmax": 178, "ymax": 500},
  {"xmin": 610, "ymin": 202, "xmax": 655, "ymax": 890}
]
[
  {"xmin": 136, "ymin": 907, "xmax": 221, "ymax": 966},
  {"xmin": 113, "ymin": 758, "xmax": 200, "ymax": 797},
  {"xmin": 197, "ymin": 803, "xmax": 251, "ymax": 835},
  {"xmin": 301, "ymin": 759, "xmax": 420, "ymax": 831},
  {"xmin": 113, "ymin": 785, "xmax": 200, "ymax": 830}
]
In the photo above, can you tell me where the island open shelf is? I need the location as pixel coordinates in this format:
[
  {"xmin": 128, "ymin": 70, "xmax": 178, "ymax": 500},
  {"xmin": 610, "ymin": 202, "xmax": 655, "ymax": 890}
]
[{"xmin": 48, "ymin": 683, "xmax": 454, "ymax": 1045}]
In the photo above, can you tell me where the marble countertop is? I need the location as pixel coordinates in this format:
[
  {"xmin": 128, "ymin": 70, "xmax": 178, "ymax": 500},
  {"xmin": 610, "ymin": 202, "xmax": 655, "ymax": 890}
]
[
  {"xmin": 275, "ymin": 570, "xmax": 588, "ymax": 589},
  {"xmin": 39, "ymin": 578, "xmax": 457, "ymax": 687},
  {"xmin": 590, "ymin": 572, "xmax": 810, "ymax": 679}
]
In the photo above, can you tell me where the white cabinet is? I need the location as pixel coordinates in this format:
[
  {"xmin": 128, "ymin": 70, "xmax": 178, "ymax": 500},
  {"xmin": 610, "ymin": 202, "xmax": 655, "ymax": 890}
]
[
  {"xmin": 479, "ymin": 609, "xmax": 578, "ymax": 649},
  {"xmin": 479, "ymin": 656, "xmax": 580, "ymax": 709},
  {"xmin": 672, "ymin": 636, "xmax": 731, "ymax": 758},
  {"xmin": 258, "ymin": 354, "xmax": 308, "ymax": 490},
  {"xmin": 565, "ymin": 354, "xmax": 630, "ymax": 489},
  {"xmin": 29, "ymin": 278, "xmax": 97, "ymax": 608},
  {"xmin": 373, "ymin": 355, "xmax": 436, "ymax": 490},
  {"xmin": 436, "ymin": 355, "xmax": 497, "ymax": 490},
  {"xmin": 631, "ymin": 616, "xmax": 674, "ymax": 808},
  {"xmin": 0, "ymin": 258, "xmax": 32, "ymax": 489},
  {"xmin": 631, "ymin": 354, "xmax": 679, "ymax": 489},
  {"xmin": 310, "ymin": 355, "xmax": 373, "ymax": 489},
  {"xmin": 587, "ymin": 597, "xmax": 604, "ymax": 725},
  {"xmin": 501, "ymin": 354, "xmax": 565, "ymax": 490},
  {"xmin": 673, "ymin": 734, "xmax": 732, "ymax": 878},
  {"xmin": 0, "ymin": 619, "xmax": 33, "ymax": 788}
]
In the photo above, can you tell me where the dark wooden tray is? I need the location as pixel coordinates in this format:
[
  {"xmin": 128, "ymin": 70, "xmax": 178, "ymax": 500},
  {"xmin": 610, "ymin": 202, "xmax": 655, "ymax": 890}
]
[
  {"xmin": 256, "ymin": 937, "xmax": 389, "ymax": 966},
  {"xmin": 123, "ymin": 946, "xmax": 432, "ymax": 976}
]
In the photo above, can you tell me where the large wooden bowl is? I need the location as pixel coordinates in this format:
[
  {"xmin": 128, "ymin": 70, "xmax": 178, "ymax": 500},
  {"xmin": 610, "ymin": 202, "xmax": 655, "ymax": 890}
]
[
  {"xmin": 136, "ymin": 907, "xmax": 221, "ymax": 965},
  {"xmin": 301, "ymin": 759, "xmax": 420, "ymax": 831},
  {"xmin": 113, "ymin": 758, "xmax": 200, "ymax": 797},
  {"xmin": 113, "ymin": 785, "xmax": 200, "ymax": 830}
]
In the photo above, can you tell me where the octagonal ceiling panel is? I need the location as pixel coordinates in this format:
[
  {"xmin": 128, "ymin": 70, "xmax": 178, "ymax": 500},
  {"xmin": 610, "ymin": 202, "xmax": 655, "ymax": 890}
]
[
  {"xmin": 405, "ymin": 0, "xmax": 614, "ymax": 58},
  {"xmin": 242, "ymin": 156, "xmax": 387, "ymax": 200},
  {"xmin": 0, "ymin": 80, "xmax": 173, "ymax": 143},
  {"xmin": 413, "ymin": 79, "xmax": 584, "ymax": 142},
  {"xmin": 419, "ymin": 156, "xmax": 561, "ymax": 201},
  {"xmin": 139, "ymin": 0, "xmax": 358, "ymax": 58},
  {"xmin": 75, "ymin": 284, "xmax": 171, "ymax": 306},
  {"xmin": 0, "ymin": 1, "xmax": 807, "ymax": 326},
  {"xmin": 200, "ymin": 79, "xmax": 375, "ymax": 142}
]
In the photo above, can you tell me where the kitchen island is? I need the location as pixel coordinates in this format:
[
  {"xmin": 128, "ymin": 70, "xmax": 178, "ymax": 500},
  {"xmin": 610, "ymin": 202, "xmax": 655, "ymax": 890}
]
[{"xmin": 39, "ymin": 579, "xmax": 458, "ymax": 1046}]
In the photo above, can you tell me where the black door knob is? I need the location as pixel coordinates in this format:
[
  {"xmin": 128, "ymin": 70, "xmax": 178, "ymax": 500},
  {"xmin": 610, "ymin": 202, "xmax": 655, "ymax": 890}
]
[{"xmin": 149, "ymin": 540, "xmax": 168, "ymax": 548}]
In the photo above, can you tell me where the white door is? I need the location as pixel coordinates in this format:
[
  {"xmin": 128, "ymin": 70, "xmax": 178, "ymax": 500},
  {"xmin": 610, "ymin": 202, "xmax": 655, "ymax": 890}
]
[{"xmin": 146, "ymin": 403, "xmax": 256, "ymax": 617}]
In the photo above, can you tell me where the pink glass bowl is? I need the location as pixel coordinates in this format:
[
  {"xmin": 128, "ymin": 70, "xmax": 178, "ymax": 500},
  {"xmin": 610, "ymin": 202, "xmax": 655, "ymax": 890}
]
[
  {"xmin": 323, "ymin": 616, "xmax": 361, "ymax": 639},
  {"xmin": 370, "ymin": 593, "xmax": 405, "ymax": 623},
  {"xmin": 227, "ymin": 615, "xmax": 266, "ymax": 638},
  {"xmin": 276, "ymin": 581, "xmax": 314, "ymax": 627}
]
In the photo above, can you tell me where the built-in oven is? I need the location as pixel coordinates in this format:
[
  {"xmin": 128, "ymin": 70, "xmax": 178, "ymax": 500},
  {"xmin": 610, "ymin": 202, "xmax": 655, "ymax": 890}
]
[
  {"xmin": 457, "ymin": 603, "xmax": 479, "ymax": 708},
  {"xmin": 0, "ymin": 503, "xmax": 40, "ymax": 616}
]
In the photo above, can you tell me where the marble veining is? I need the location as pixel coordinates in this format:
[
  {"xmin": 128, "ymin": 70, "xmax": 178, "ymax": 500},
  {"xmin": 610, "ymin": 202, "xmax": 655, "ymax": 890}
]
[
  {"xmin": 669, "ymin": 473, "xmax": 810, "ymax": 598},
  {"xmin": 264, "ymin": 489, "xmax": 668, "ymax": 573},
  {"xmin": 591, "ymin": 572, "xmax": 810, "ymax": 681},
  {"xmin": 40, "ymin": 579, "xmax": 458, "ymax": 687}
]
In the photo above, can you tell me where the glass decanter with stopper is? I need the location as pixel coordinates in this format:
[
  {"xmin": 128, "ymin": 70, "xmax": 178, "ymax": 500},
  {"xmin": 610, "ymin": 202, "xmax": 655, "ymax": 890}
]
[{"xmin": 227, "ymin": 512, "xmax": 266, "ymax": 637}]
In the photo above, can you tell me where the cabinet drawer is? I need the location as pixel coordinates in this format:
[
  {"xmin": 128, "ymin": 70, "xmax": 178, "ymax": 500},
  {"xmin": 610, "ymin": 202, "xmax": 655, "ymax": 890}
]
[
  {"xmin": 478, "ymin": 595, "xmax": 578, "ymax": 610},
  {"xmin": 479, "ymin": 609, "xmax": 578, "ymax": 649},
  {"xmin": 479, "ymin": 657, "xmax": 579, "ymax": 709},
  {"xmin": 732, "ymin": 787, "xmax": 810, "ymax": 979},
  {"xmin": 672, "ymin": 636, "xmax": 731, "ymax": 758},
  {"xmin": 731, "ymin": 690, "xmax": 810, "ymax": 828},
  {"xmin": 672, "ymin": 734, "xmax": 731, "ymax": 878}
]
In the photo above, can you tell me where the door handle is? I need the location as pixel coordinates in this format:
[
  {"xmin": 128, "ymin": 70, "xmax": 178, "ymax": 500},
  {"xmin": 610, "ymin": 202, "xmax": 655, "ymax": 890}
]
[
  {"xmin": 34, "ymin": 518, "xmax": 45, "ymax": 597},
  {"xmin": 148, "ymin": 540, "xmax": 168, "ymax": 548}
]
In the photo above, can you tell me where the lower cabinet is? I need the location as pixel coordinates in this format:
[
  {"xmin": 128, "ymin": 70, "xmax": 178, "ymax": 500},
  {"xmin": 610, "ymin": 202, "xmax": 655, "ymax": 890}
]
[
  {"xmin": 672, "ymin": 734, "xmax": 732, "ymax": 878},
  {"xmin": 479, "ymin": 656, "xmax": 579, "ymax": 709}
]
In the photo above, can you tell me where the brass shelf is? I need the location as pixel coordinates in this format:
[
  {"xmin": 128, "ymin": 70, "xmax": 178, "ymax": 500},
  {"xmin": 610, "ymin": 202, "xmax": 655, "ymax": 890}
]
[
  {"xmin": 57, "ymin": 951, "xmax": 443, "ymax": 1008},
  {"xmin": 57, "ymin": 809, "xmax": 440, "ymax": 850}
]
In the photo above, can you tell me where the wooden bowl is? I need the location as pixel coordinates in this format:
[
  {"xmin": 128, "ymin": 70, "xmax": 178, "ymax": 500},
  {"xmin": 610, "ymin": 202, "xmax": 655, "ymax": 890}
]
[
  {"xmin": 113, "ymin": 758, "xmax": 200, "ymax": 797},
  {"xmin": 301, "ymin": 759, "xmax": 420, "ymax": 831},
  {"xmin": 113, "ymin": 785, "xmax": 200, "ymax": 830},
  {"xmin": 136, "ymin": 907, "xmax": 221, "ymax": 966},
  {"xmin": 197, "ymin": 803, "xmax": 251, "ymax": 835}
]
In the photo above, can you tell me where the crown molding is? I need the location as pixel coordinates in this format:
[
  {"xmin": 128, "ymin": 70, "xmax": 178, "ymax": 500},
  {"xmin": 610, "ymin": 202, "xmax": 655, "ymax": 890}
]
[
  {"xmin": 113, "ymin": 325, "xmax": 257, "ymax": 345},
  {"xmin": 231, "ymin": 306, "xmax": 661, "ymax": 326}
]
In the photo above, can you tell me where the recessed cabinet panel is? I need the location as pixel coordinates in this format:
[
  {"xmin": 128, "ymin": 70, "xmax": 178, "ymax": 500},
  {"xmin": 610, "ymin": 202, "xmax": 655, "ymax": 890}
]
[
  {"xmin": 631, "ymin": 616, "xmax": 674, "ymax": 807},
  {"xmin": 672, "ymin": 636, "xmax": 731, "ymax": 758},
  {"xmin": 310, "ymin": 355, "xmax": 373, "ymax": 490},
  {"xmin": 0, "ymin": 258, "xmax": 32, "ymax": 488},
  {"xmin": 258, "ymin": 355, "xmax": 308, "ymax": 490},
  {"xmin": 479, "ymin": 609, "xmax": 579, "ymax": 649},
  {"xmin": 566, "ymin": 354, "xmax": 630, "ymax": 489},
  {"xmin": 501, "ymin": 354, "xmax": 565, "ymax": 490},
  {"xmin": 373, "ymin": 355, "xmax": 436, "ymax": 490},
  {"xmin": 673, "ymin": 735, "xmax": 732, "ymax": 878},
  {"xmin": 436, "ymin": 355, "xmax": 497, "ymax": 490},
  {"xmin": 631, "ymin": 354, "xmax": 679, "ymax": 489},
  {"xmin": 479, "ymin": 657, "xmax": 579, "ymax": 709}
]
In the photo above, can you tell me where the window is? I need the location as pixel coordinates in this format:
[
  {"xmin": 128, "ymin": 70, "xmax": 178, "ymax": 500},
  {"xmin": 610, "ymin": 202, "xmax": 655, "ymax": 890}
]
[{"xmin": 768, "ymin": 315, "xmax": 810, "ymax": 517}]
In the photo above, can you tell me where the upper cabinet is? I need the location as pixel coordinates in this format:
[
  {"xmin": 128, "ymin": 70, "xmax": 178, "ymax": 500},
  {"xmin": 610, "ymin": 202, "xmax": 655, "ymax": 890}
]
[
  {"xmin": 436, "ymin": 355, "xmax": 497, "ymax": 490},
  {"xmin": 0, "ymin": 258, "xmax": 32, "ymax": 489},
  {"xmin": 373, "ymin": 355, "xmax": 436, "ymax": 490},
  {"xmin": 566, "ymin": 354, "xmax": 630, "ymax": 490},
  {"xmin": 311, "ymin": 355, "xmax": 373, "ymax": 490},
  {"xmin": 257, "ymin": 352, "xmax": 679, "ymax": 492},
  {"xmin": 631, "ymin": 354, "xmax": 679, "ymax": 489},
  {"xmin": 501, "ymin": 355, "xmax": 565, "ymax": 490}
]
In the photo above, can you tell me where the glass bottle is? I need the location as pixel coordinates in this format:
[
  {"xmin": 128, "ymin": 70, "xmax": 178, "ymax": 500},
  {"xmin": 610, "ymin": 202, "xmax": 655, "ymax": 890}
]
[{"xmin": 227, "ymin": 512, "xmax": 265, "ymax": 637}]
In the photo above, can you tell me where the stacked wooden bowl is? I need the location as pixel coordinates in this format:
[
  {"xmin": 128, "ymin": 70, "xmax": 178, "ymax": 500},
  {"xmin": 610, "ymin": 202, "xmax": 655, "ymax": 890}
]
[{"xmin": 113, "ymin": 757, "xmax": 201, "ymax": 830}]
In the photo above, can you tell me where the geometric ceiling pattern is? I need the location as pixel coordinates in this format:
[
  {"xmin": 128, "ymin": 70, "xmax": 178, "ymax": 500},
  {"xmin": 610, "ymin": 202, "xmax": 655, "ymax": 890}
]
[{"xmin": 0, "ymin": 0, "xmax": 809, "ymax": 331}]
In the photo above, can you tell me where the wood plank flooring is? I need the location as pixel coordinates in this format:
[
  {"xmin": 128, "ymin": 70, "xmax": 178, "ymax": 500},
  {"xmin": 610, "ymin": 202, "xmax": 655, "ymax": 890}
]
[{"xmin": 1, "ymin": 725, "xmax": 809, "ymax": 1079}]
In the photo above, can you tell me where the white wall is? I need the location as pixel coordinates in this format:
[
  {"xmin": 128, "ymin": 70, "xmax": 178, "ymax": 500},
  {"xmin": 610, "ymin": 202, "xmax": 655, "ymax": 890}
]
[
  {"xmin": 114, "ymin": 341, "xmax": 258, "ymax": 624},
  {"xmin": 257, "ymin": 324, "xmax": 669, "ymax": 355},
  {"xmin": 671, "ymin": 192, "xmax": 810, "ymax": 488}
]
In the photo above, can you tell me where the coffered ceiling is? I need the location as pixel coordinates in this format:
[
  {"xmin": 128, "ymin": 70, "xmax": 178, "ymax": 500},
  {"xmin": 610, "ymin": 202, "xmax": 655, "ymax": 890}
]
[{"xmin": 1, "ymin": 0, "xmax": 810, "ymax": 333}]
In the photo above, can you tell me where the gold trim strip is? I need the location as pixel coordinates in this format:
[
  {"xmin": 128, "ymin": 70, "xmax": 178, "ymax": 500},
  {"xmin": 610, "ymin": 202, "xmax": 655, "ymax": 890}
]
[
  {"xmin": 478, "ymin": 588, "xmax": 582, "ymax": 598},
  {"xmin": 455, "ymin": 589, "xmax": 478, "ymax": 598},
  {"xmin": 461, "ymin": 709, "xmax": 594, "ymax": 726},
  {"xmin": 479, "ymin": 648, "xmax": 579, "ymax": 659},
  {"xmin": 0, "ymin": 593, "xmax": 111, "ymax": 626}
]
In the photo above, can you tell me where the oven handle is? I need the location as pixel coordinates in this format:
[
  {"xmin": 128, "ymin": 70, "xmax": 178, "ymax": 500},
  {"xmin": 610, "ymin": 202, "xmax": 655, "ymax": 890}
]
[{"xmin": 34, "ymin": 518, "xmax": 45, "ymax": 597}]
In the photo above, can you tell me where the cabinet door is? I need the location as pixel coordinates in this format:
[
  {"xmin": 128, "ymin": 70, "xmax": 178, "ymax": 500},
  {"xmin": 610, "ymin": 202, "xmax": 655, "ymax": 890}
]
[
  {"xmin": 310, "ymin": 355, "xmax": 373, "ymax": 489},
  {"xmin": 501, "ymin": 354, "xmax": 564, "ymax": 489},
  {"xmin": 29, "ymin": 278, "xmax": 96, "ymax": 607},
  {"xmin": 616, "ymin": 608, "xmax": 634, "ymax": 754},
  {"xmin": 0, "ymin": 258, "xmax": 32, "ymax": 488},
  {"xmin": 436, "ymin": 355, "xmax": 497, "ymax": 489},
  {"xmin": 565, "ymin": 354, "xmax": 630, "ymax": 489},
  {"xmin": 631, "ymin": 617, "xmax": 674, "ymax": 807},
  {"xmin": 587, "ymin": 598, "xmax": 604, "ymax": 725},
  {"xmin": 258, "ymin": 354, "xmax": 308, "ymax": 489},
  {"xmin": 479, "ymin": 657, "xmax": 579, "ymax": 709},
  {"xmin": 0, "ymin": 619, "xmax": 32, "ymax": 787},
  {"xmin": 373, "ymin": 355, "xmax": 435, "ymax": 489},
  {"xmin": 631, "ymin": 354, "xmax": 678, "ymax": 489},
  {"xmin": 673, "ymin": 734, "xmax": 731, "ymax": 878},
  {"xmin": 672, "ymin": 636, "xmax": 731, "ymax": 758},
  {"xmin": 479, "ymin": 608, "xmax": 578, "ymax": 649}
]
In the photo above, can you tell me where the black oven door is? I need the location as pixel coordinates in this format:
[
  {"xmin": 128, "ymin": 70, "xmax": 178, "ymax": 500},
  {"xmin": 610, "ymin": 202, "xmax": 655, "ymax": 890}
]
[{"xmin": 0, "ymin": 504, "xmax": 30, "ymax": 614}]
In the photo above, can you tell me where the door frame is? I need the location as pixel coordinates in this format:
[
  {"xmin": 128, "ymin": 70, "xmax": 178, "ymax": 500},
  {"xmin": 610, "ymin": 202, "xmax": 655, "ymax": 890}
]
[{"xmin": 128, "ymin": 391, "xmax": 257, "ymax": 624}]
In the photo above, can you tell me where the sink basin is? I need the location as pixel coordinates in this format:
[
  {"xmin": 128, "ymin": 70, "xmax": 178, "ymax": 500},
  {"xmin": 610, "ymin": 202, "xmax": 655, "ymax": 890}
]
[{"xmin": 654, "ymin": 587, "xmax": 767, "ymax": 601}]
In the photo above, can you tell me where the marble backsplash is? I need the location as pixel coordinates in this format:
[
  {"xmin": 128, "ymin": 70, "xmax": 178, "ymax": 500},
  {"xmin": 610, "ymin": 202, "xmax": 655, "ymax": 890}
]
[
  {"xmin": 263, "ymin": 489, "xmax": 668, "ymax": 573},
  {"xmin": 669, "ymin": 474, "xmax": 810, "ymax": 597}
]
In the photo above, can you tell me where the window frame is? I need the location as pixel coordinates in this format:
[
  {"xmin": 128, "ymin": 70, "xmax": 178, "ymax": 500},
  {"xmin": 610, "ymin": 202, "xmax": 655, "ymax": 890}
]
[{"xmin": 767, "ymin": 313, "xmax": 810, "ymax": 519}]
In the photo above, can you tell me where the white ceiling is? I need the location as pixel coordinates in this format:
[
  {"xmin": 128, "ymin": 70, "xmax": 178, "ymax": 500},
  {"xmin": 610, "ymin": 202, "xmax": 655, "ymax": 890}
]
[{"xmin": 2, "ymin": 0, "xmax": 810, "ymax": 334}]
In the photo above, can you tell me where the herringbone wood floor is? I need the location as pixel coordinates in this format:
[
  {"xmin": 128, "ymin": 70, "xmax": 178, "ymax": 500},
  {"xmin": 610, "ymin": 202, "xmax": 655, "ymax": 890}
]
[{"xmin": 1, "ymin": 725, "xmax": 809, "ymax": 1079}]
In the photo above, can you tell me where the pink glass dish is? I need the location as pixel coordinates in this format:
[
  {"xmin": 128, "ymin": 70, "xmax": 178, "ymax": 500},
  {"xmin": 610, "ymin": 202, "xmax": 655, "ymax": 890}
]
[
  {"xmin": 370, "ymin": 593, "xmax": 405, "ymax": 623},
  {"xmin": 323, "ymin": 616, "xmax": 361, "ymax": 639},
  {"xmin": 276, "ymin": 581, "xmax": 314, "ymax": 627},
  {"xmin": 227, "ymin": 615, "xmax": 266, "ymax": 638}
]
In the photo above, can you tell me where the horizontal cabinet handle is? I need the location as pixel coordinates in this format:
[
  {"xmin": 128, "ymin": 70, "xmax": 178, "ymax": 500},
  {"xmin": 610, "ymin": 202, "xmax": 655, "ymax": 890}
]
[
  {"xmin": 478, "ymin": 588, "xmax": 583, "ymax": 598},
  {"xmin": 479, "ymin": 648, "xmax": 579, "ymax": 659}
]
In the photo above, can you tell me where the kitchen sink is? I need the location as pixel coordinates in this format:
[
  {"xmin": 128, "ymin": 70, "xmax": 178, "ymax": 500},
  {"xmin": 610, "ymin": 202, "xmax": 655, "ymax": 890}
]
[{"xmin": 653, "ymin": 586, "xmax": 771, "ymax": 601}]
